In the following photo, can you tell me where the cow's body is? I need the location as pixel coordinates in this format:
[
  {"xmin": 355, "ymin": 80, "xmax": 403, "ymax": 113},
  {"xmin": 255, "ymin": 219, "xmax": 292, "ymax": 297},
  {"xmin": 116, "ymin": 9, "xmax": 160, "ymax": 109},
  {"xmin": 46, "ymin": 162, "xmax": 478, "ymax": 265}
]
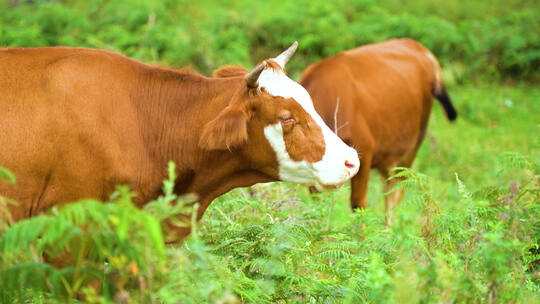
[
  {"xmin": 300, "ymin": 39, "xmax": 456, "ymax": 222},
  {"xmin": 0, "ymin": 45, "xmax": 360, "ymax": 237}
]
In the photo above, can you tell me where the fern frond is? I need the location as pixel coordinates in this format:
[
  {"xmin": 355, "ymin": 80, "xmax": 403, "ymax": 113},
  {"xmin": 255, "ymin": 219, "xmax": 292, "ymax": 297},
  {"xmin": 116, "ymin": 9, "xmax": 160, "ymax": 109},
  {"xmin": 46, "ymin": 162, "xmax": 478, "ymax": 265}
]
[
  {"xmin": 0, "ymin": 166, "xmax": 16, "ymax": 184},
  {"xmin": 498, "ymin": 151, "xmax": 533, "ymax": 171},
  {"xmin": 455, "ymin": 173, "xmax": 473, "ymax": 203}
]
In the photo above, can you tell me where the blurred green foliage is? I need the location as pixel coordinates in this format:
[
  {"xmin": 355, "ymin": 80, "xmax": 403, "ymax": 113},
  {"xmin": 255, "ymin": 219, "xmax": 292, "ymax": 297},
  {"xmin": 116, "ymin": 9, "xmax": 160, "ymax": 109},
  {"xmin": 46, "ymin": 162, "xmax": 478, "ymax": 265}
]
[
  {"xmin": 0, "ymin": 167, "xmax": 15, "ymax": 185},
  {"xmin": 1, "ymin": 0, "xmax": 539, "ymax": 82}
]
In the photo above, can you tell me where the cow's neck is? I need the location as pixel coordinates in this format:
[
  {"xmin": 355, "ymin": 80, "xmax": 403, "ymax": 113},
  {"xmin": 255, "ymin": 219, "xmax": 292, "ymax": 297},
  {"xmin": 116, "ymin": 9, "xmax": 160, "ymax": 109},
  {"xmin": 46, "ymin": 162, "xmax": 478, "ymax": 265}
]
[{"xmin": 133, "ymin": 68, "xmax": 271, "ymax": 210}]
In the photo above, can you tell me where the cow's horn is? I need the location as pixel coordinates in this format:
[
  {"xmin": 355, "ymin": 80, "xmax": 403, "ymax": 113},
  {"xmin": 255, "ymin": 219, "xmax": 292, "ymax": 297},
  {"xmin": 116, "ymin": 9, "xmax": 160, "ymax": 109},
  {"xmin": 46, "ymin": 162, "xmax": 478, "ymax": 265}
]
[
  {"xmin": 274, "ymin": 41, "xmax": 298, "ymax": 68},
  {"xmin": 245, "ymin": 62, "xmax": 266, "ymax": 88}
]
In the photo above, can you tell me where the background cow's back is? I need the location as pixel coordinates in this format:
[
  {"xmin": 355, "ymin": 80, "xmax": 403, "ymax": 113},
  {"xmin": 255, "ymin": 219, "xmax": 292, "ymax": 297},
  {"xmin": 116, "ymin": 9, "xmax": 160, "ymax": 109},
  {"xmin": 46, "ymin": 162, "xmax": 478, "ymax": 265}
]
[{"xmin": 300, "ymin": 38, "xmax": 457, "ymax": 223}]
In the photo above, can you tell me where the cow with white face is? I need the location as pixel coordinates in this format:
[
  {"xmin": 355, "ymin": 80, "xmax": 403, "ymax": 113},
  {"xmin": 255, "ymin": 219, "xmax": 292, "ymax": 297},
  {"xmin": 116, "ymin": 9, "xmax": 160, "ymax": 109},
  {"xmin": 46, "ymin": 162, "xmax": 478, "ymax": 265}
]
[
  {"xmin": 0, "ymin": 42, "xmax": 359, "ymax": 239},
  {"xmin": 261, "ymin": 43, "xmax": 360, "ymax": 190},
  {"xmin": 203, "ymin": 42, "xmax": 360, "ymax": 192}
]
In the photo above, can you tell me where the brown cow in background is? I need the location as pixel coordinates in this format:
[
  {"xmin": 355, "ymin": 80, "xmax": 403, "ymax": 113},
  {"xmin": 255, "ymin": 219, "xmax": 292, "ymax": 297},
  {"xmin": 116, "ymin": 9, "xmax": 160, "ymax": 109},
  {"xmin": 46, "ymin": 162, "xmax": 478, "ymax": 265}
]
[
  {"xmin": 0, "ymin": 42, "xmax": 360, "ymax": 238},
  {"xmin": 300, "ymin": 38, "xmax": 457, "ymax": 224}
]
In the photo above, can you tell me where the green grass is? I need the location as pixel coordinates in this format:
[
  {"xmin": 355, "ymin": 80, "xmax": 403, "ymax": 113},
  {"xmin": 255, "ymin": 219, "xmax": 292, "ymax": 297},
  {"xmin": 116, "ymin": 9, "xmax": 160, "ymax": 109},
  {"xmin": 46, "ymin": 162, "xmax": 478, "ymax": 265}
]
[{"xmin": 416, "ymin": 83, "xmax": 540, "ymax": 184}]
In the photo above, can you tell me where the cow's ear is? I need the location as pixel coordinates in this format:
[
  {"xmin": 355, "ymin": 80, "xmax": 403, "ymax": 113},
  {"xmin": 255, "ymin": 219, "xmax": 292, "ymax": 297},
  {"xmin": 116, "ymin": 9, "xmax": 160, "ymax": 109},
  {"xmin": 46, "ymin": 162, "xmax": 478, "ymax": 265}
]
[
  {"xmin": 213, "ymin": 65, "xmax": 249, "ymax": 78},
  {"xmin": 199, "ymin": 106, "xmax": 248, "ymax": 150}
]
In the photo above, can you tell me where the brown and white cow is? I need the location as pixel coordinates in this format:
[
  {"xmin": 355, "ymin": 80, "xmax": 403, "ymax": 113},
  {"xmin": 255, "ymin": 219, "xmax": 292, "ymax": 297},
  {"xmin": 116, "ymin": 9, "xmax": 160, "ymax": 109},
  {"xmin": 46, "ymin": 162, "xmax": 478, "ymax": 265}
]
[
  {"xmin": 300, "ymin": 38, "xmax": 457, "ymax": 224},
  {"xmin": 0, "ymin": 42, "xmax": 359, "ymax": 237}
]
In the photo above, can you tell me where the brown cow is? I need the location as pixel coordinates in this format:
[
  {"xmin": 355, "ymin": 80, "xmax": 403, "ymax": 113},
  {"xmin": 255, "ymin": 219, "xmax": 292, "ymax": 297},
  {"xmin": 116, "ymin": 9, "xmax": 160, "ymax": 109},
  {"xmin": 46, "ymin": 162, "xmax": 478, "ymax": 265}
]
[
  {"xmin": 0, "ymin": 42, "xmax": 360, "ymax": 237},
  {"xmin": 300, "ymin": 38, "xmax": 457, "ymax": 224}
]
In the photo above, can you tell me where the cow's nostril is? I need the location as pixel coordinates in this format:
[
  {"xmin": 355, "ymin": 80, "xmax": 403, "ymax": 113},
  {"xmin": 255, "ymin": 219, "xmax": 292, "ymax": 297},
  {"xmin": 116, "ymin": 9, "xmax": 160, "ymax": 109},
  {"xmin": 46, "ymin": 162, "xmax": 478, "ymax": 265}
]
[{"xmin": 345, "ymin": 160, "xmax": 355, "ymax": 169}]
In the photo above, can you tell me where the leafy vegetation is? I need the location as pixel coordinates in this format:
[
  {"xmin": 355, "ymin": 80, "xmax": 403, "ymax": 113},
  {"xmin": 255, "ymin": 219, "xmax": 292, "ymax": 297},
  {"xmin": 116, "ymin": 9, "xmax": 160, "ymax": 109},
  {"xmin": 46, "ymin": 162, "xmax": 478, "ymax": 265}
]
[
  {"xmin": 0, "ymin": 0, "xmax": 539, "ymax": 303},
  {"xmin": 1, "ymin": 0, "xmax": 539, "ymax": 82},
  {"xmin": 0, "ymin": 167, "xmax": 15, "ymax": 185}
]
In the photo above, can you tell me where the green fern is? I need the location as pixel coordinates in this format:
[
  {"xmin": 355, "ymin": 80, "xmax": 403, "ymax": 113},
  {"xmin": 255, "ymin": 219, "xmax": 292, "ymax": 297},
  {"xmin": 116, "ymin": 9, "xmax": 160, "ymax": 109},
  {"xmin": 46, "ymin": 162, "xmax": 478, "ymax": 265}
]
[
  {"xmin": 498, "ymin": 151, "xmax": 534, "ymax": 171},
  {"xmin": 0, "ymin": 167, "xmax": 15, "ymax": 185}
]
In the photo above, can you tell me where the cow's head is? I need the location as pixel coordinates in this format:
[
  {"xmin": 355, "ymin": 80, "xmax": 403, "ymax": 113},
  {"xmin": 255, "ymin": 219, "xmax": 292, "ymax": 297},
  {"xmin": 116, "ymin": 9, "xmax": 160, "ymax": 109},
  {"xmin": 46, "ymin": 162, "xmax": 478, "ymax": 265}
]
[{"xmin": 199, "ymin": 42, "xmax": 359, "ymax": 191}]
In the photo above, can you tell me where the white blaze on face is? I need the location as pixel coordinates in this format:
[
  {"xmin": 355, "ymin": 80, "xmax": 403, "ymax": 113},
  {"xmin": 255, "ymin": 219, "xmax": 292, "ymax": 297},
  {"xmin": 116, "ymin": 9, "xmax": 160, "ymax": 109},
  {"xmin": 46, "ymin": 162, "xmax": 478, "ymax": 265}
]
[{"xmin": 258, "ymin": 67, "xmax": 360, "ymax": 190}]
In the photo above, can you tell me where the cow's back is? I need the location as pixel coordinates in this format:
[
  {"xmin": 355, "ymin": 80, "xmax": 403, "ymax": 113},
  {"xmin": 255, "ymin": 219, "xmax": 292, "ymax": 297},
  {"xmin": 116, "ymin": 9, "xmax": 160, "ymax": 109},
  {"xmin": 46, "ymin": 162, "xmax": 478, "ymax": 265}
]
[
  {"xmin": 300, "ymin": 39, "xmax": 437, "ymax": 168},
  {"xmin": 0, "ymin": 47, "xmax": 148, "ymax": 220}
]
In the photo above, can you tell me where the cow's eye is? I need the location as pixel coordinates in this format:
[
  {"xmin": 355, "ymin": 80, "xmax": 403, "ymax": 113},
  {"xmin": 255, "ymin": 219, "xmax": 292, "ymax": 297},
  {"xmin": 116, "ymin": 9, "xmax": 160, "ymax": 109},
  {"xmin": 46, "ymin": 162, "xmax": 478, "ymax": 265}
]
[
  {"xmin": 278, "ymin": 110, "xmax": 294, "ymax": 126},
  {"xmin": 279, "ymin": 116, "xmax": 295, "ymax": 124}
]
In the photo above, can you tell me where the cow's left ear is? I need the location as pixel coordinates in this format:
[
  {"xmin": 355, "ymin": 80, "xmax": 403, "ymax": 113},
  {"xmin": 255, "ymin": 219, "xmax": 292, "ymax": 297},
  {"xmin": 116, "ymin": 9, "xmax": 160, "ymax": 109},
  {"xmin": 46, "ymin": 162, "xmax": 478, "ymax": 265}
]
[{"xmin": 199, "ymin": 106, "xmax": 248, "ymax": 150}]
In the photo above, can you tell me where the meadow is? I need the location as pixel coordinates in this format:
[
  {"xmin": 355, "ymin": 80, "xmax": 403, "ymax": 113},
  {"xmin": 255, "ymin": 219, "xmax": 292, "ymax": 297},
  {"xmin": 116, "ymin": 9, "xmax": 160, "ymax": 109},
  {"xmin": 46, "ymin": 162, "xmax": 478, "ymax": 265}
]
[{"xmin": 0, "ymin": 0, "xmax": 539, "ymax": 303}]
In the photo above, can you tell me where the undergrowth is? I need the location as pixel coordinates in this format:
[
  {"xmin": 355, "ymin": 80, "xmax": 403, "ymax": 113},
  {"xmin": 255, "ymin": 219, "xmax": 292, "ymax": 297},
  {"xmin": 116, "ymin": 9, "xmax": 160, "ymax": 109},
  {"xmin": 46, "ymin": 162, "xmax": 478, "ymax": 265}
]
[{"xmin": 0, "ymin": 151, "xmax": 538, "ymax": 303}]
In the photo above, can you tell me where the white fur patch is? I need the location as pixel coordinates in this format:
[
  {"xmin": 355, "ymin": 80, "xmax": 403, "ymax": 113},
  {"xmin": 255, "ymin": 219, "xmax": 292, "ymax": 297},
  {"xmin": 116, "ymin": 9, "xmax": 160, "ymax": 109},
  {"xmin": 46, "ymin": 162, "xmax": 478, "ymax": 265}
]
[
  {"xmin": 257, "ymin": 68, "xmax": 323, "ymax": 126},
  {"xmin": 264, "ymin": 122, "xmax": 316, "ymax": 184},
  {"xmin": 258, "ymin": 68, "xmax": 360, "ymax": 188}
]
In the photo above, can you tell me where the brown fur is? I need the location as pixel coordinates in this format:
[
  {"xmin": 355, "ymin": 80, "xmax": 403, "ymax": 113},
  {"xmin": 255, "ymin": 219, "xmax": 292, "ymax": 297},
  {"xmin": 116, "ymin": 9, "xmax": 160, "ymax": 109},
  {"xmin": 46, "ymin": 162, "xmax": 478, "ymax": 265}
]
[
  {"xmin": 264, "ymin": 59, "xmax": 285, "ymax": 72},
  {"xmin": 199, "ymin": 104, "xmax": 250, "ymax": 150},
  {"xmin": 280, "ymin": 98, "xmax": 325, "ymax": 162},
  {"xmin": 215, "ymin": 60, "xmax": 283, "ymax": 78},
  {"xmin": 300, "ymin": 38, "xmax": 457, "ymax": 223},
  {"xmin": 213, "ymin": 65, "xmax": 249, "ymax": 78},
  {"xmin": 0, "ymin": 46, "xmax": 327, "ymax": 238}
]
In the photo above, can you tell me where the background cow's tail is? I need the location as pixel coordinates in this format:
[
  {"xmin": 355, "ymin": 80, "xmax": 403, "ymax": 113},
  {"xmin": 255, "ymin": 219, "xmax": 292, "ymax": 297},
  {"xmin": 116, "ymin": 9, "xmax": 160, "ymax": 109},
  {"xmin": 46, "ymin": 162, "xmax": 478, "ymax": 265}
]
[{"xmin": 426, "ymin": 52, "xmax": 457, "ymax": 121}]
